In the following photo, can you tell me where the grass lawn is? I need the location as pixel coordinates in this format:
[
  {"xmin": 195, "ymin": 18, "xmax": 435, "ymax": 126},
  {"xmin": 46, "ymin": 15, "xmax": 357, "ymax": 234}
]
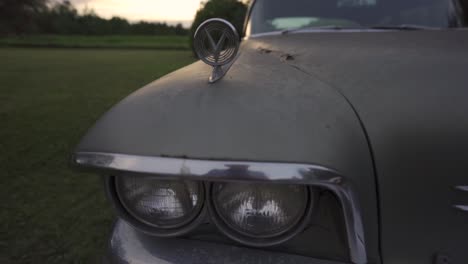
[
  {"xmin": 0, "ymin": 48, "xmax": 194, "ymax": 263},
  {"xmin": 0, "ymin": 35, "xmax": 190, "ymax": 50}
]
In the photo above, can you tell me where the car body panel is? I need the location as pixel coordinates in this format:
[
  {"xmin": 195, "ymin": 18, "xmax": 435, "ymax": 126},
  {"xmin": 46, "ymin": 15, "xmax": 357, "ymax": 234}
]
[{"xmin": 244, "ymin": 30, "xmax": 468, "ymax": 263}]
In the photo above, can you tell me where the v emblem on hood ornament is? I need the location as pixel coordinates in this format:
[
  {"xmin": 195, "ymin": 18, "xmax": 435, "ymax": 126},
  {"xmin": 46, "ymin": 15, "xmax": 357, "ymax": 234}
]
[{"xmin": 194, "ymin": 18, "xmax": 240, "ymax": 83}]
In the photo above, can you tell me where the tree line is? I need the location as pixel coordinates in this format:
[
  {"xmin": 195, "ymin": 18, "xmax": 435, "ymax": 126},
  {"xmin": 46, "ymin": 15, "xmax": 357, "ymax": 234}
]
[
  {"xmin": 0, "ymin": 0, "xmax": 188, "ymax": 35},
  {"xmin": 0, "ymin": 0, "xmax": 250, "ymax": 36}
]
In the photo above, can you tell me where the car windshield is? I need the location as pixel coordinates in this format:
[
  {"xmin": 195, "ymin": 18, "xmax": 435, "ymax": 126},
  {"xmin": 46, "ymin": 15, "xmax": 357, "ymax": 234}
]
[{"xmin": 247, "ymin": 0, "xmax": 468, "ymax": 34}]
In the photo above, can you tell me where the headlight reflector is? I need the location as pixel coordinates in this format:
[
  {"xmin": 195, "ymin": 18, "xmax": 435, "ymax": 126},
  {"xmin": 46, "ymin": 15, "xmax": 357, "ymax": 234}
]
[
  {"xmin": 212, "ymin": 182, "xmax": 310, "ymax": 241},
  {"xmin": 115, "ymin": 176, "xmax": 203, "ymax": 229}
]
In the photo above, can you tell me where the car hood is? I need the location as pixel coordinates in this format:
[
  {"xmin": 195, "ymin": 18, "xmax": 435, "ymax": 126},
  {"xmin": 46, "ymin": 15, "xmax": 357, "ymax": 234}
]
[
  {"xmin": 246, "ymin": 29, "xmax": 468, "ymax": 99},
  {"xmin": 76, "ymin": 32, "xmax": 383, "ymax": 175},
  {"xmin": 75, "ymin": 29, "xmax": 468, "ymax": 172}
]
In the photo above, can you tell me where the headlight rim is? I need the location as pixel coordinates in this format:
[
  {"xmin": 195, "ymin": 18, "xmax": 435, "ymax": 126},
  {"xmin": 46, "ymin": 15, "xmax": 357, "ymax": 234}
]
[
  {"xmin": 207, "ymin": 181, "xmax": 316, "ymax": 247},
  {"xmin": 105, "ymin": 175, "xmax": 207, "ymax": 237}
]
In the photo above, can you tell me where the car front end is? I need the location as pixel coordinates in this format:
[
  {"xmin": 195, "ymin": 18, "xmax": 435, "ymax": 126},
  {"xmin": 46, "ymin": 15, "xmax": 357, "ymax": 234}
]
[{"xmin": 72, "ymin": 0, "xmax": 468, "ymax": 263}]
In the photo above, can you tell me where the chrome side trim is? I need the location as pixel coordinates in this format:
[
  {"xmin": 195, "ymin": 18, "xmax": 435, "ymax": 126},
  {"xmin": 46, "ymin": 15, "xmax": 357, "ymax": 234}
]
[
  {"xmin": 73, "ymin": 151, "xmax": 367, "ymax": 264},
  {"xmin": 454, "ymin": 186, "xmax": 468, "ymax": 212},
  {"xmin": 455, "ymin": 185, "xmax": 468, "ymax": 192},
  {"xmin": 454, "ymin": 205, "xmax": 468, "ymax": 212}
]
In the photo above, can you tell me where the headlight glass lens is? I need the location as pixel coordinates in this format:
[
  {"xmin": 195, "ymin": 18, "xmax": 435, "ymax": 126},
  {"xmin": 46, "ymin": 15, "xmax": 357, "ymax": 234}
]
[
  {"xmin": 116, "ymin": 176, "xmax": 203, "ymax": 229},
  {"xmin": 212, "ymin": 182, "xmax": 308, "ymax": 238}
]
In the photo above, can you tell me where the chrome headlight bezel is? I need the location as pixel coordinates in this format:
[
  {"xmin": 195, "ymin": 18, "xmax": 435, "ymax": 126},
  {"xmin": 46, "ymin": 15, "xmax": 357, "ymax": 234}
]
[
  {"xmin": 76, "ymin": 152, "xmax": 368, "ymax": 264},
  {"xmin": 207, "ymin": 182, "xmax": 317, "ymax": 247},
  {"xmin": 105, "ymin": 175, "xmax": 207, "ymax": 237}
]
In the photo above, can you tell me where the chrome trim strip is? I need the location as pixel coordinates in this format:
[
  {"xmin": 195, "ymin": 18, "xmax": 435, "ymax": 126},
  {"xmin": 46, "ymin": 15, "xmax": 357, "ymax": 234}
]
[
  {"xmin": 454, "ymin": 205, "xmax": 468, "ymax": 212},
  {"xmin": 453, "ymin": 186, "xmax": 468, "ymax": 212},
  {"xmin": 73, "ymin": 151, "xmax": 367, "ymax": 264},
  {"xmin": 455, "ymin": 185, "xmax": 468, "ymax": 192}
]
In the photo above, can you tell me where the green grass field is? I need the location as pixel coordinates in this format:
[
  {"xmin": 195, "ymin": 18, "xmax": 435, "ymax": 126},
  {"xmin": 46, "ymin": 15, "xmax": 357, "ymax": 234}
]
[
  {"xmin": 0, "ymin": 47, "xmax": 194, "ymax": 263},
  {"xmin": 0, "ymin": 35, "xmax": 190, "ymax": 50}
]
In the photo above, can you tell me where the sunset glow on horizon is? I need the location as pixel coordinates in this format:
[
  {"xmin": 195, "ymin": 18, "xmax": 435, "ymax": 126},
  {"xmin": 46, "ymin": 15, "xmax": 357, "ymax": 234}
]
[{"xmin": 70, "ymin": 0, "xmax": 204, "ymax": 25}]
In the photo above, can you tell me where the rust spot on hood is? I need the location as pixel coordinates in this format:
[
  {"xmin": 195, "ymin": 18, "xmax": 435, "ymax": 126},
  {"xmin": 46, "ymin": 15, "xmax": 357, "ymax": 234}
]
[{"xmin": 257, "ymin": 47, "xmax": 295, "ymax": 62}]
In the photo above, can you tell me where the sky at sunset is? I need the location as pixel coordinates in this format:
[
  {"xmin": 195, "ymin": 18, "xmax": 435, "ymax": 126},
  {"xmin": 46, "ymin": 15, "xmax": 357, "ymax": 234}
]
[{"xmin": 69, "ymin": 0, "xmax": 204, "ymax": 26}]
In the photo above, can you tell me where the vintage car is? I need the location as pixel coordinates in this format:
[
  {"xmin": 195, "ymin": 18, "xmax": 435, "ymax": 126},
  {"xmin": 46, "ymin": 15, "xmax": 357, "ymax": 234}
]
[{"xmin": 72, "ymin": 0, "xmax": 468, "ymax": 263}]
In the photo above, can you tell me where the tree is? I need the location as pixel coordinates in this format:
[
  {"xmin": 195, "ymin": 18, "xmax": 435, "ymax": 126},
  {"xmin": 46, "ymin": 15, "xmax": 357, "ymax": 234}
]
[
  {"xmin": 174, "ymin": 23, "xmax": 186, "ymax": 35},
  {"xmin": 189, "ymin": 0, "xmax": 248, "ymax": 54},
  {"xmin": 47, "ymin": 0, "xmax": 80, "ymax": 34},
  {"xmin": 0, "ymin": 0, "xmax": 48, "ymax": 34},
  {"xmin": 1, "ymin": 0, "xmax": 190, "ymax": 36}
]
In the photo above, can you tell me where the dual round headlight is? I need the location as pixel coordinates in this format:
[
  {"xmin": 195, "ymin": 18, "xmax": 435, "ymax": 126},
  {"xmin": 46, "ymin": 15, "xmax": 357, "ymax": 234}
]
[
  {"xmin": 210, "ymin": 182, "xmax": 312, "ymax": 246},
  {"xmin": 112, "ymin": 176, "xmax": 313, "ymax": 245},
  {"xmin": 114, "ymin": 176, "xmax": 204, "ymax": 235}
]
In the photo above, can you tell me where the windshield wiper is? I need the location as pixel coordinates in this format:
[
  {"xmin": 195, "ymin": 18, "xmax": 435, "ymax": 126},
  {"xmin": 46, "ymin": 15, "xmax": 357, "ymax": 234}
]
[
  {"xmin": 280, "ymin": 24, "xmax": 441, "ymax": 35},
  {"xmin": 369, "ymin": 24, "xmax": 441, "ymax": 30}
]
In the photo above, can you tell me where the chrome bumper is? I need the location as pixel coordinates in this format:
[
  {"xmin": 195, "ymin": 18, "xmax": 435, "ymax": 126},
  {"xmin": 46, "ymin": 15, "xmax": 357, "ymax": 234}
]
[{"xmin": 105, "ymin": 219, "xmax": 349, "ymax": 264}]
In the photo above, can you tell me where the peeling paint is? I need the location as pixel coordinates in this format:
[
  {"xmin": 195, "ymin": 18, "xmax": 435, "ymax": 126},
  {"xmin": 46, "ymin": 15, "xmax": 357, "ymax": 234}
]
[{"xmin": 257, "ymin": 47, "xmax": 295, "ymax": 62}]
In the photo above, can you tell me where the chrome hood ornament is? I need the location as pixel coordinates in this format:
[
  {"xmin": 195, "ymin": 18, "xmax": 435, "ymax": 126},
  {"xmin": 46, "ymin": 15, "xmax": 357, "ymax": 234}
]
[{"xmin": 194, "ymin": 18, "xmax": 240, "ymax": 83}]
